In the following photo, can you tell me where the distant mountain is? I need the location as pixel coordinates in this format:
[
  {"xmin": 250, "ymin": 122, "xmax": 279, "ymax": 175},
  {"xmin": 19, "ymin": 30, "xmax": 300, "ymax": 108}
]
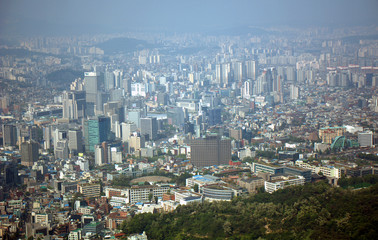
[{"xmin": 96, "ymin": 38, "xmax": 155, "ymax": 54}]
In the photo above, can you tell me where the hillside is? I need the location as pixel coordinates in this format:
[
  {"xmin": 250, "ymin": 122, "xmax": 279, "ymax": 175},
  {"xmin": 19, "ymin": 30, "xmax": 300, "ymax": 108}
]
[{"xmin": 121, "ymin": 182, "xmax": 378, "ymax": 240}]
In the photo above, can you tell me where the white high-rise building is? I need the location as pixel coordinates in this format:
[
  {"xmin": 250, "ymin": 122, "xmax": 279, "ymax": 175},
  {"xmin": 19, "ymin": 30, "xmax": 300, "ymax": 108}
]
[
  {"xmin": 290, "ymin": 85, "xmax": 299, "ymax": 100},
  {"xmin": 121, "ymin": 122, "xmax": 137, "ymax": 142}
]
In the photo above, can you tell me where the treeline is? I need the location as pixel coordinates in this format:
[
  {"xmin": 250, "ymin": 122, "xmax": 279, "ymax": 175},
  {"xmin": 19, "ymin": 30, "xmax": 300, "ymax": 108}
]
[
  {"xmin": 121, "ymin": 182, "xmax": 378, "ymax": 239},
  {"xmin": 338, "ymin": 174, "xmax": 378, "ymax": 189},
  {"xmin": 357, "ymin": 153, "xmax": 378, "ymax": 162}
]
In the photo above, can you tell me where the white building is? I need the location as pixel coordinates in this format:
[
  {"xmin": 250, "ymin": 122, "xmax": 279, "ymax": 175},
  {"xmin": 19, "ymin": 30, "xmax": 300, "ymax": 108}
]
[
  {"xmin": 295, "ymin": 160, "xmax": 341, "ymax": 178},
  {"xmin": 265, "ymin": 176, "xmax": 305, "ymax": 193},
  {"xmin": 358, "ymin": 131, "xmax": 373, "ymax": 147}
]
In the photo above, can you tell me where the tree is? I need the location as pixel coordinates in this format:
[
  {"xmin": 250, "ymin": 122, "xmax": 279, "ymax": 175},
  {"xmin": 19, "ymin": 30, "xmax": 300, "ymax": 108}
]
[
  {"xmin": 194, "ymin": 184, "xmax": 199, "ymax": 193},
  {"xmin": 148, "ymin": 193, "xmax": 153, "ymax": 202}
]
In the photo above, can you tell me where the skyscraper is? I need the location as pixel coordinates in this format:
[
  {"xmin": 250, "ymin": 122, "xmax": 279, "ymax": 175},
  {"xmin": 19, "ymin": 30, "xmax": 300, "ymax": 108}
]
[
  {"xmin": 84, "ymin": 72, "xmax": 99, "ymax": 116},
  {"xmin": 104, "ymin": 69, "xmax": 115, "ymax": 91},
  {"xmin": 62, "ymin": 91, "xmax": 86, "ymax": 120},
  {"xmin": 246, "ymin": 60, "xmax": 258, "ymax": 80},
  {"xmin": 190, "ymin": 135, "xmax": 231, "ymax": 167},
  {"xmin": 140, "ymin": 117, "xmax": 158, "ymax": 141},
  {"xmin": 121, "ymin": 122, "xmax": 137, "ymax": 142},
  {"xmin": 2, "ymin": 124, "xmax": 17, "ymax": 147},
  {"xmin": 68, "ymin": 129, "xmax": 83, "ymax": 155},
  {"xmin": 84, "ymin": 116, "xmax": 111, "ymax": 152},
  {"xmin": 21, "ymin": 140, "xmax": 39, "ymax": 167}
]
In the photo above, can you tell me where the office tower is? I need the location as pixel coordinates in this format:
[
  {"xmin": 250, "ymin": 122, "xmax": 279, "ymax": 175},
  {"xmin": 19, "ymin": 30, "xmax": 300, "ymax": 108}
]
[
  {"xmin": 53, "ymin": 129, "xmax": 67, "ymax": 150},
  {"xmin": 43, "ymin": 126, "xmax": 52, "ymax": 150},
  {"xmin": 68, "ymin": 129, "xmax": 83, "ymax": 155},
  {"xmin": 167, "ymin": 106, "xmax": 185, "ymax": 127},
  {"xmin": 140, "ymin": 117, "xmax": 158, "ymax": 141},
  {"xmin": 123, "ymin": 78, "xmax": 132, "ymax": 96},
  {"xmin": 4, "ymin": 162, "xmax": 19, "ymax": 186},
  {"xmin": 104, "ymin": 70, "xmax": 115, "ymax": 91},
  {"xmin": 121, "ymin": 122, "xmax": 137, "ymax": 142},
  {"xmin": 28, "ymin": 125, "xmax": 41, "ymax": 142},
  {"xmin": 129, "ymin": 134, "xmax": 145, "ymax": 152},
  {"xmin": 2, "ymin": 124, "xmax": 17, "ymax": 147},
  {"xmin": 62, "ymin": 91, "xmax": 86, "ymax": 120},
  {"xmin": 113, "ymin": 70, "xmax": 123, "ymax": 88},
  {"xmin": 290, "ymin": 85, "xmax": 299, "ymax": 100},
  {"xmin": 246, "ymin": 60, "xmax": 258, "ymax": 80},
  {"xmin": 54, "ymin": 139, "xmax": 69, "ymax": 159},
  {"xmin": 207, "ymin": 108, "xmax": 222, "ymax": 126},
  {"xmin": 157, "ymin": 93, "xmax": 169, "ymax": 106},
  {"xmin": 127, "ymin": 110, "xmax": 142, "ymax": 128},
  {"xmin": 84, "ymin": 116, "xmax": 111, "ymax": 152},
  {"xmin": 190, "ymin": 135, "xmax": 231, "ymax": 167},
  {"xmin": 109, "ymin": 88, "xmax": 124, "ymax": 101},
  {"xmin": 21, "ymin": 140, "xmax": 39, "ymax": 167},
  {"xmin": 84, "ymin": 72, "xmax": 99, "ymax": 116}
]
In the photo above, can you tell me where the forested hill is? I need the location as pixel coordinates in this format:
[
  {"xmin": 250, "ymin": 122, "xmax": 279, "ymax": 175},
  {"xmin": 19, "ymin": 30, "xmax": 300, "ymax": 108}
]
[{"xmin": 121, "ymin": 182, "xmax": 378, "ymax": 240}]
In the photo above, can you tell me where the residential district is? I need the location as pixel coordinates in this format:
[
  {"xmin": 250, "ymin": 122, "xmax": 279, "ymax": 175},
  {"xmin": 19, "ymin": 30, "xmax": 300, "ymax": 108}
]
[{"xmin": 0, "ymin": 26, "xmax": 378, "ymax": 239}]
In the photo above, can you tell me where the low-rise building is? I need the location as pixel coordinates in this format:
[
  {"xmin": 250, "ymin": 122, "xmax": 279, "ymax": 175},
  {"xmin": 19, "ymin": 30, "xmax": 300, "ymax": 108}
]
[{"xmin": 265, "ymin": 175, "xmax": 305, "ymax": 193}]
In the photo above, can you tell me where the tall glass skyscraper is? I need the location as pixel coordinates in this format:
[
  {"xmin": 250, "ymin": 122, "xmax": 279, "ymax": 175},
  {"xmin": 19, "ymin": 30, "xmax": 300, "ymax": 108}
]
[{"xmin": 84, "ymin": 116, "xmax": 111, "ymax": 152}]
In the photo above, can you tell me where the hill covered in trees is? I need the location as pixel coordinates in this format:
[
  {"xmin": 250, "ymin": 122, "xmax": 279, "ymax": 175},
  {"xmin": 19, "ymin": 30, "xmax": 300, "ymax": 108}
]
[{"xmin": 121, "ymin": 182, "xmax": 378, "ymax": 240}]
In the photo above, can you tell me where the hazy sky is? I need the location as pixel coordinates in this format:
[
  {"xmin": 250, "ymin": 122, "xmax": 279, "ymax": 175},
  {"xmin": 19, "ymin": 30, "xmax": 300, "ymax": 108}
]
[{"xmin": 0, "ymin": 0, "xmax": 377, "ymax": 36}]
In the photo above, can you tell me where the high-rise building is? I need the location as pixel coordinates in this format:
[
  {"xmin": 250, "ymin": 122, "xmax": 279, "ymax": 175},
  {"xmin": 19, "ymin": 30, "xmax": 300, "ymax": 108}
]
[
  {"xmin": 290, "ymin": 85, "xmax": 299, "ymax": 100},
  {"xmin": 190, "ymin": 135, "xmax": 231, "ymax": 167},
  {"xmin": 113, "ymin": 70, "xmax": 123, "ymax": 88},
  {"xmin": 54, "ymin": 139, "xmax": 69, "ymax": 159},
  {"xmin": 121, "ymin": 122, "xmax": 137, "ymax": 142},
  {"xmin": 207, "ymin": 108, "xmax": 222, "ymax": 126},
  {"xmin": 129, "ymin": 134, "xmax": 145, "ymax": 152},
  {"xmin": 246, "ymin": 60, "xmax": 258, "ymax": 80},
  {"xmin": 232, "ymin": 61, "xmax": 244, "ymax": 82},
  {"xmin": 127, "ymin": 110, "xmax": 143, "ymax": 128},
  {"xmin": 167, "ymin": 106, "xmax": 185, "ymax": 127},
  {"xmin": 3, "ymin": 162, "xmax": 19, "ymax": 186},
  {"xmin": 84, "ymin": 72, "xmax": 99, "ymax": 116},
  {"xmin": 84, "ymin": 116, "xmax": 111, "ymax": 152},
  {"xmin": 62, "ymin": 91, "xmax": 86, "ymax": 120},
  {"xmin": 43, "ymin": 126, "xmax": 52, "ymax": 150},
  {"xmin": 2, "ymin": 124, "xmax": 17, "ymax": 147},
  {"xmin": 104, "ymin": 70, "xmax": 115, "ymax": 91},
  {"xmin": 21, "ymin": 140, "xmax": 39, "ymax": 167},
  {"xmin": 123, "ymin": 78, "xmax": 132, "ymax": 96},
  {"xmin": 140, "ymin": 117, "xmax": 158, "ymax": 141},
  {"xmin": 68, "ymin": 129, "xmax": 83, "ymax": 155}
]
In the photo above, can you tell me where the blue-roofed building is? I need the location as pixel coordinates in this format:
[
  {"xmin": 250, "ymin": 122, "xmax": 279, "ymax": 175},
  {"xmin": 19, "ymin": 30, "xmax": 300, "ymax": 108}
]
[{"xmin": 186, "ymin": 174, "xmax": 222, "ymax": 190}]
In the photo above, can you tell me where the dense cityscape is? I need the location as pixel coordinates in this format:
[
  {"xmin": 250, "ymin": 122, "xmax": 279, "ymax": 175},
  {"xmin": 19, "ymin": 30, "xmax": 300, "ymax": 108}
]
[{"xmin": 1, "ymin": 1, "xmax": 378, "ymax": 240}]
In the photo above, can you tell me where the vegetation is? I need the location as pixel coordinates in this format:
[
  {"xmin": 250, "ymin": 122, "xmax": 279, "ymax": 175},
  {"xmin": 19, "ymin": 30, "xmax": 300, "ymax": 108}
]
[
  {"xmin": 256, "ymin": 150, "xmax": 276, "ymax": 159},
  {"xmin": 338, "ymin": 175, "xmax": 378, "ymax": 189},
  {"xmin": 121, "ymin": 182, "xmax": 378, "ymax": 239},
  {"xmin": 357, "ymin": 153, "xmax": 378, "ymax": 162}
]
